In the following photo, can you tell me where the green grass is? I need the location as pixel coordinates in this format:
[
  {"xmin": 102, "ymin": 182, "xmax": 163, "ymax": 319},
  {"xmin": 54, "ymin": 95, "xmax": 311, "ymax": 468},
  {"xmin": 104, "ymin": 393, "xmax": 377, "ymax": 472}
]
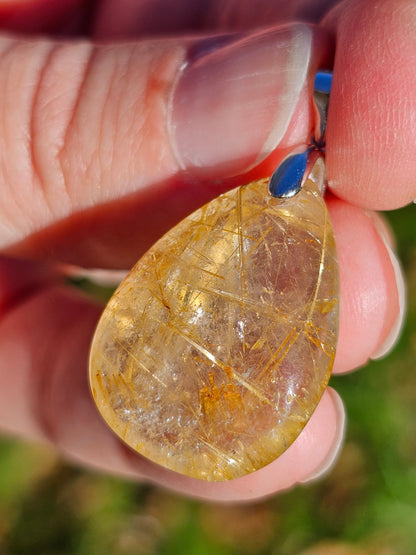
[{"xmin": 0, "ymin": 203, "xmax": 415, "ymax": 555}]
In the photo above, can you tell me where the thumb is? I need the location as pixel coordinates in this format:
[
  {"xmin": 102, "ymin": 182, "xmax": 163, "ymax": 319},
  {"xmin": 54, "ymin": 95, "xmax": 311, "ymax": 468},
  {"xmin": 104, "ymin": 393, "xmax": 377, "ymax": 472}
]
[{"xmin": 0, "ymin": 24, "xmax": 328, "ymax": 268}]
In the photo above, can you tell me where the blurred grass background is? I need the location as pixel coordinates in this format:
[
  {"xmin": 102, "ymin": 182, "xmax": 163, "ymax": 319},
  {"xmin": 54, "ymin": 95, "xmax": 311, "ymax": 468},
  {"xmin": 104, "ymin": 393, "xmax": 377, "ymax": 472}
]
[{"xmin": 0, "ymin": 204, "xmax": 414, "ymax": 555}]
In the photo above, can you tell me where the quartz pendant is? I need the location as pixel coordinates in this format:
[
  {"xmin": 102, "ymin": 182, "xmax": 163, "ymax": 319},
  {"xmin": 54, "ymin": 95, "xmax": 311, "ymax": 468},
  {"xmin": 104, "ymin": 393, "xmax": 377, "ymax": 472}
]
[{"xmin": 89, "ymin": 156, "xmax": 339, "ymax": 481}]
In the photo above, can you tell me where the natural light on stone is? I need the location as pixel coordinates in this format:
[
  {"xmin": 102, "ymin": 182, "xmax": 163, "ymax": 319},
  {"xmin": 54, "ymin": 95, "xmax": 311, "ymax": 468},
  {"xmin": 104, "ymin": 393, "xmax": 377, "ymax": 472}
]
[{"xmin": 89, "ymin": 157, "xmax": 339, "ymax": 481}]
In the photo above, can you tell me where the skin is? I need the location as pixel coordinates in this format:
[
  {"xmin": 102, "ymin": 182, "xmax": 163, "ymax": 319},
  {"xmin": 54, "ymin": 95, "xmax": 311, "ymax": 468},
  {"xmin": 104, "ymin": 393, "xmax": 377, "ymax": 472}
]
[{"xmin": 0, "ymin": 0, "xmax": 414, "ymax": 501}]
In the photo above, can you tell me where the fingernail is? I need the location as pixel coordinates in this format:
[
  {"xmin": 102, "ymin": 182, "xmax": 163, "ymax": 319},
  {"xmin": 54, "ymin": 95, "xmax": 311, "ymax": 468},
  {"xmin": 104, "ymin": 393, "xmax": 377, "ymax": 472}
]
[
  {"xmin": 302, "ymin": 389, "xmax": 345, "ymax": 482},
  {"xmin": 169, "ymin": 24, "xmax": 312, "ymax": 177},
  {"xmin": 371, "ymin": 236, "xmax": 406, "ymax": 359}
]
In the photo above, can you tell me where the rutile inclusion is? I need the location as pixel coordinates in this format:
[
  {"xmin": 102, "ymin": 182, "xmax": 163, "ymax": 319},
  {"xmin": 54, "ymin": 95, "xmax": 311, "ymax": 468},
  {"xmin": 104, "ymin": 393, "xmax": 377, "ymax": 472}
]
[{"xmin": 89, "ymin": 157, "xmax": 339, "ymax": 481}]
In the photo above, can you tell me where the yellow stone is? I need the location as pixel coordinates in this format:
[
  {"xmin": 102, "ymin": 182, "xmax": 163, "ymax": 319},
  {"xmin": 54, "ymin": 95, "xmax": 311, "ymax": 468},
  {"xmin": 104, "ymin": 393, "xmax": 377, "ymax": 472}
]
[{"xmin": 89, "ymin": 158, "xmax": 339, "ymax": 481}]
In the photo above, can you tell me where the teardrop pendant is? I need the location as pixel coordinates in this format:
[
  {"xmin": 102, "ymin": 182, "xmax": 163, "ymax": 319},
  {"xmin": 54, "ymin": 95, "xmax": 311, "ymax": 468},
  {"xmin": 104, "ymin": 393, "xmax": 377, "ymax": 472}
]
[{"xmin": 89, "ymin": 154, "xmax": 339, "ymax": 481}]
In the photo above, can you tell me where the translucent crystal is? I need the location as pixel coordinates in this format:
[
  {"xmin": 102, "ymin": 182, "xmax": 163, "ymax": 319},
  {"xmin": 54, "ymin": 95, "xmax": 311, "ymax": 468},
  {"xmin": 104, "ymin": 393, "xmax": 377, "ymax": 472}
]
[{"xmin": 89, "ymin": 157, "xmax": 339, "ymax": 481}]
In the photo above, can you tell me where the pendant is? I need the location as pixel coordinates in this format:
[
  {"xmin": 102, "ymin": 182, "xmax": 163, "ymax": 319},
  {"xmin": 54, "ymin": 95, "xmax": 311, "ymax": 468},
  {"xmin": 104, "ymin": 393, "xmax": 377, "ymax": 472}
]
[{"xmin": 89, "ymin": 72, "xmax": 339, "ymax": 481}]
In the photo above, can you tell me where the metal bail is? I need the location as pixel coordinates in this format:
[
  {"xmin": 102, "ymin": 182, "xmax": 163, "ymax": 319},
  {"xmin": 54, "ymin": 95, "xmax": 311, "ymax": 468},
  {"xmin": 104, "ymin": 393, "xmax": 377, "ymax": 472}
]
[
  {"xmin": 268, "ymin": 149, "xmax": 312, "ymax": 198},
  {"xmin": 269, "ymin": 71, "xmax": 332, "ymax": 198}
]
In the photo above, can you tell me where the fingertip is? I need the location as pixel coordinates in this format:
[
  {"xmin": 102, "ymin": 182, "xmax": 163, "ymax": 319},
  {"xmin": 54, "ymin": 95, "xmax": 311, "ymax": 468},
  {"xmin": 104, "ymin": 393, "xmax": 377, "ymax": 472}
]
[
  {"xmin": 153, "ymin": 388, "xmax": 345, "ymax": 502},
  {"xmin": 361, "ymin": 211, "xmax": 406, "ymax": 360},
  {"xmin": 299, "ymin": 388, "xmax": 345, "ymax": 483},
  {"xmin": 328, "ymin": 198, "xmax": 401, "ymax": 373},
  {"xmin": 232, "ymin": 388, "xmax": 345, "ymax": 499},
  {"xmin": 370, "ymin": 236, "xmax": 406, "ymax": 359},
  {"xmin": 323, "ymin": 0, "xmax": 416, "ymax": 209}
]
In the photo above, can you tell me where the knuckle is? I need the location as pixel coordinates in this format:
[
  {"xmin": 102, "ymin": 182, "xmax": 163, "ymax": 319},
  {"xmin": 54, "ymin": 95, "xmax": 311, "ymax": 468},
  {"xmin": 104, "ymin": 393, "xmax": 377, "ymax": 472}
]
[{"xmin": 0, "ymin": 38, "xmax": 94, "ymax": 244}]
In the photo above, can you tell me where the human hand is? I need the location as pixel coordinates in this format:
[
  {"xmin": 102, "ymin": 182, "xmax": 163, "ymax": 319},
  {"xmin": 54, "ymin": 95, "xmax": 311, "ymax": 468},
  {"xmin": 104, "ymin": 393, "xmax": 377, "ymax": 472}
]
[{"xmin": 0, "ymin": 0, "xmax": 412, "ymax": 501}]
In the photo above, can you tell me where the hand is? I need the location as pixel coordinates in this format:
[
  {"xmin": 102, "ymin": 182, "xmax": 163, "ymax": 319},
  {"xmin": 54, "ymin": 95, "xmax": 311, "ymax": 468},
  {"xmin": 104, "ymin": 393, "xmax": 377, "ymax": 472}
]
[{"xmin": 0, "ymin": 0, "xmax": 412, "ymax": 501}]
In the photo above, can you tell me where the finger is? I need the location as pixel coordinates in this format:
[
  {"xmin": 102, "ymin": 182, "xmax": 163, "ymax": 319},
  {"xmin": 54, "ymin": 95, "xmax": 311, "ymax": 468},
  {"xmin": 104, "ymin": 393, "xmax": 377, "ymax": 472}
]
[
  {"xmin": 323, "ymin": 0, "xmax": 416, "ymax": 209},
  {"xmin": 0, "ymin": 0, "xmax": 337, "ymax": 38},
  {"xmin": 161, "ymin": 388, "xmax": 345, "ymax": 501},
  {"xmin": 328, "ymin": 197, "xmax": 404, "ymax": 373},
  {"xmin": 0, "ymin": 263, "xmax": 344, "ymax": 500},
  {"xmin": 93, "ymin": 0, "xmax": 338, "ymax": 38},
  {"xmin": 0, "ymin": 24, "xmax": 330, "ymax": 268},
  {"xmin": 0, "ymin": 272, "xmax": 135, "ymax": 474},
  {"xmin": 0, "ymin": 0, "xmax": 83, "ymax": 34},
  {"xmin": 0, "ymin": 196, "xmax": 401, "ymax": 499}
]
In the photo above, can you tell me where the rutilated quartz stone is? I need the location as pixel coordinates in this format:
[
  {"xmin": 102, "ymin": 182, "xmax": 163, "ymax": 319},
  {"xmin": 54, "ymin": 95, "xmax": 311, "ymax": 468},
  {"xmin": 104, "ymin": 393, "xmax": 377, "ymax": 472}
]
[{"xmin": 89, "ymin": 157, "xmax": 339, "ymax": 481}]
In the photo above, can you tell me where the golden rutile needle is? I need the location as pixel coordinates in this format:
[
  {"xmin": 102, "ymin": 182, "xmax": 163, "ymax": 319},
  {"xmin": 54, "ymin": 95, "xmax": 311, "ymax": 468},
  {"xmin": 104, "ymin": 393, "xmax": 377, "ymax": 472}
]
[{"xmin": 89, "ymin": 157, "xmax": 339, "ymax": 481}]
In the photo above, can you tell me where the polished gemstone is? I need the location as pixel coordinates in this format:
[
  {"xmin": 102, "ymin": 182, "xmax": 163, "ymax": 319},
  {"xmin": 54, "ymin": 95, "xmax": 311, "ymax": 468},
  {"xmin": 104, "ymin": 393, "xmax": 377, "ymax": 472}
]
[{"xmin": 89, "ymin": 157, "xmax": 339, "ymax": 481}]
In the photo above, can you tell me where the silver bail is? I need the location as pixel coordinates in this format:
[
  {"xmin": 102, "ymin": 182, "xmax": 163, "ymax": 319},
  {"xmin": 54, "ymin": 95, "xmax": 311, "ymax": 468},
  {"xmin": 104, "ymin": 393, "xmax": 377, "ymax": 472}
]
[{"xmin": 268, "ymin": 71, "xmax": 332, "ymax": 198}]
